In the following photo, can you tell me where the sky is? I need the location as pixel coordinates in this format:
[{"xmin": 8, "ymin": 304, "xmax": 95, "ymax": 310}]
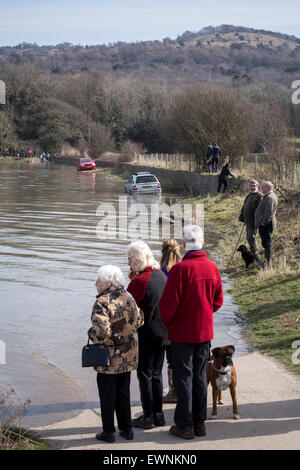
[{"xmin": 0, "ymin": 0, "xmax": 299, "ymax": 46}]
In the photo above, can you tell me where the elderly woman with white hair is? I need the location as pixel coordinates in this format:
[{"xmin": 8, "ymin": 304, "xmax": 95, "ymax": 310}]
[
  {"xmin": 127, "ymin": 241, "xmax": 169, "ymax": 430},
  {"xmin": 88, "ymin": 265, "xmax": 144, "ymax": 443}
]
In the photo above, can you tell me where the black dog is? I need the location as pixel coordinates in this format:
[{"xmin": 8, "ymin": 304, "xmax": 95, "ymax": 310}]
[{"xmin": 237, "ymin": 245, "xmax": 264, "ymax": 269}]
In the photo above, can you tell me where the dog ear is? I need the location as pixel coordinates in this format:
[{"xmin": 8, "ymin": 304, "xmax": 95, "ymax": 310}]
[
  {"xmin": 225, "ymin": 345, "xmax": 235, "ymax": 355},
  {"xmin": 211, "ymin": 347, "xmax": 221, "ymax": 358}
]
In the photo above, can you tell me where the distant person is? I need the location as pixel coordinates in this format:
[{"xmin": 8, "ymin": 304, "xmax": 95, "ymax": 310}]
[
  {"xmin": 239, "ymin": 180, "xmax": 263, "ymax": 256},
  {"xmin": 205, "ymin": 143, "xmax": 214, "ymax": 173},
  {"xmin": 127, "ymin": 241, "xmax": 168, "ymax": 430},
  {"xmin": 254, "ymin": 181, "xmax": 278, "ymax": 267},
  {"xmin": 212, "ymin": 144, "xmax": 221, "ymax": 172},
  {"xmin": 160, "ymin": 239, "xmax": 181, "ymax": 403},
  {"xmin": 217, "ymin": 162, "xmax": 235, "ymax": 193},
  {"xmin": 40, "ymin": 153, "xmax": 44, "ymax": 162}
]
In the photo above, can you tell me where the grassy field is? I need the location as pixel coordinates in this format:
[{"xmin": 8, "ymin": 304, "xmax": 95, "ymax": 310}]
[{"xmin": 185, "ymin": 192, "xmax": 300, "ymax": 374}]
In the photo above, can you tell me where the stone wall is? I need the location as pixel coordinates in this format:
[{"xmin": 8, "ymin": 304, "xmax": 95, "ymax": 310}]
[
  {"xmin": 55, "ymin": 156, "xmax": 241, "ymax": 196},
  {"xmin": 118, "ymin": 163, "xmax": 226, "ymax": 195}
]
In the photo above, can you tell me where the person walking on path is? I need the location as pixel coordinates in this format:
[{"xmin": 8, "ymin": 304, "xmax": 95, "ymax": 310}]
[
  {"xmin": 217, "ymin": 162, "xmax": 235, "ymax": 193},
  {"xmin": 254, "ymin": 181, "xmax": 278, "ymax": 267},
  {"xmin": 127, "ymin": 241, "xmax": 169, "ymax": 430},
  {"xmin": 239, "ymin": 180, "xmax": 263, "ymax": 256},
  {"xmin": 159, "ymin": 225, "xmax": 223, "ymax": 439},
  {"xmin": 88, "ymin": 265, "xmax": 144, "ymax": 443},
  {"xmin": 212, "ymin": 143, "xmax": 221, "ymax": 172},
  {"xmin": 160, "ymin": 239, "xmax": 181, "ymax": 404}
]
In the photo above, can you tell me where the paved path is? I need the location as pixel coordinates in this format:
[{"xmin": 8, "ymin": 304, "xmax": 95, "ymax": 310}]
[{"xmin": 32, "ymin": 352, "xmax": 300, "ymax": 450}]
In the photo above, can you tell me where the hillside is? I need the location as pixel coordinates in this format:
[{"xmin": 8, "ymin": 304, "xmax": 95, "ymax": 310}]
[{"xmin": 0, "ymin": 25, "xmax": 299, "ymax": 85}]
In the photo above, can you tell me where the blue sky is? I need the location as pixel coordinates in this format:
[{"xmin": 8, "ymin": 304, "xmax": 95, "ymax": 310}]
[{"xmin": 0, "ymin": 0, "xmax": 299, "ymax": 46}]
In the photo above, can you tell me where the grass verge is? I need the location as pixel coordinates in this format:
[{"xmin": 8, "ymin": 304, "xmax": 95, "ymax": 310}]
[
  {"xmin": 185, "ymin": 191, "xmax": 300, "ymax": 374},
  {"xmin": 0, "ymin": 387, "xmax": 51, "ymax": 450},
  {"xmin": 0, "ymin": 427, "xmax": 51, "ymax": 450}
]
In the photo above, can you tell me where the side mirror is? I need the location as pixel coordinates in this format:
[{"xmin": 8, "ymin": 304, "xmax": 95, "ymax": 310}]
[{"xmin": 124, "ymin": 180, "xmax": 128, "ymax": 183}]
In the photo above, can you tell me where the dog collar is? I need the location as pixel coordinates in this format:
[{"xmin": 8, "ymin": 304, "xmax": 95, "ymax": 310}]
[{"xmin": 210, "ymin": 362, "xmax": 231, "ymax": 375}]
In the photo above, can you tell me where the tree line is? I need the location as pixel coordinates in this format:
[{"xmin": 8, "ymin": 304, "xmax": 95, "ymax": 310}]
[{"xmin": 0, "ymin": 63, "xmax": 299, "ymax": 172}]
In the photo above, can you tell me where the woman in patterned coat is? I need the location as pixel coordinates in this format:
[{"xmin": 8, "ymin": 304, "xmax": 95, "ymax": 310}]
[{"xmin": 88, "ymin": 265, "xmax": 144, "ymax": 443}]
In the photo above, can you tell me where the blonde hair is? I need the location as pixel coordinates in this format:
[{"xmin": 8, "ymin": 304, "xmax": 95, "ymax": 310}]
[
  {"xmin": 128, "ymin": 241, "xmax": 159, "ymax": 273},
  {"xmin": 160, "ymin": 239, "xmax": 181, "ymax": 273}
]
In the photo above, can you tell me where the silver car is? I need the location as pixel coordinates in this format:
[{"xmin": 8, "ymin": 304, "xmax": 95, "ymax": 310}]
[{"xmin": 124, "ymin": 172, "xmax": 162, "ymax": 194}]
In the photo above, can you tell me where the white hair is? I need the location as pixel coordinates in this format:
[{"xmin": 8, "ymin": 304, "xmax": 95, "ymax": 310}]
[
  {"xmin": 96, "ymin": 265, "xmax": 125, "ymax": 287},
  {"xmin": 262, "ymin": 181, "xmax": 273, "ymax": 191},
  {"xmin": 128, "ymin": 241, "xmax": 159, "ymax": 273},
  {"xmin": 182, "ymin": 225, "xmax": 204, "ymax": 251}
]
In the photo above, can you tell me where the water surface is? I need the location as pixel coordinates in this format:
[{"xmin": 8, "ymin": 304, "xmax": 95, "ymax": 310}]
[{"xmin": 0, "ymin": 162, "xmax": 249, "ymax": 426}]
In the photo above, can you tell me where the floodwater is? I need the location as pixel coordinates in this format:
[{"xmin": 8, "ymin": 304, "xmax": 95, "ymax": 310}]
[{"xmin": 0, "ymin": 161, "xmax": 250, "ymax": 427}]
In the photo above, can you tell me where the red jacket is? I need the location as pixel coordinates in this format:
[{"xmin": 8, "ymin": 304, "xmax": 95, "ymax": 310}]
[{"xmin": 159, "ymin": 250, "xmax": 223, "ymax": 343}]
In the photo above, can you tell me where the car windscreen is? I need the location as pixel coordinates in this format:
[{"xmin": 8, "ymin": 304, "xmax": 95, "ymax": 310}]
[
  {"xmin": 81, "ymin": 158, "xmax": 92, "ymax": 163},
  {"xmin": 136, "ymin": 176, "xmax": 157, "ymax": 184}
]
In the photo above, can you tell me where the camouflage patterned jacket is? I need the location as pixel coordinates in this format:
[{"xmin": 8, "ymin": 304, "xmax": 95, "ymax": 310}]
[{"xmin": 88, "ymin": 286, "xmax": 144, "ymax": 374}]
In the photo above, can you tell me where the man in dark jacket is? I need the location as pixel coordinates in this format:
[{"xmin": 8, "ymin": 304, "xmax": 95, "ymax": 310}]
[
  {"xmin": 159, "ymin": 225, "xmax": 223, "ymax": 439},
  {"xmin": 239, "ymin": 180, "xmax": 262, "ymax": 256},
  {"xmin": 205, "ymin": 143, "xmax": 214, "ymax": 172}
]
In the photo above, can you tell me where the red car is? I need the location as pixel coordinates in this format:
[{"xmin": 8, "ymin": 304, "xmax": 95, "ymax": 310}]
[{"xmin": 76, "ymin": 158, "xmax": 96, "ymax": 171}]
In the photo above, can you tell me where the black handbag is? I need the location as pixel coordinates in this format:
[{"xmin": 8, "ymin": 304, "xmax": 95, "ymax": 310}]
[{"xmin": 82, "ymin": 338, "xmax": 111, "ymax": 367}]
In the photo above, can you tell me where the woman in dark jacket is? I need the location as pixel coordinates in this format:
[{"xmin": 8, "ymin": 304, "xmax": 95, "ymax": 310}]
[
  {"xmin": 127, "ymin": 241, "xmax": 168, "ymax": 429},
  {"xmin": 217, "ymin": 162, "xmax": 235, "ymax": 193}
]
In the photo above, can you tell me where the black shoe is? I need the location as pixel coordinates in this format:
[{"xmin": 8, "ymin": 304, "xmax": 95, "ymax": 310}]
[
  {"xmin": 153, "ymin": 412, "xmax": 166, "ymax": 427},
  {"xmin": 194, "ymin": 423, "xmax": 206, "ymax": 437},
  {"xmin": 169, "ymin": 424, "xmax": 194, "ymax": 440},
  {"xmin": 95, "ymin": 431, "xmax": 115, "ymax": 443},
  {"xmin": 119, "ymin": 429, "xmax": 134, "ymax": 440},
  {"xmin": 132, "ymin": 415, "xmax": 155, "ymax": 429}
]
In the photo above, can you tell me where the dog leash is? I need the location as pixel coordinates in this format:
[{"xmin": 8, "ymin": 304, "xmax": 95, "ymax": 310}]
[{"xmin": 226, "ymin": 224, "xmax": 245, "ymax": 270}]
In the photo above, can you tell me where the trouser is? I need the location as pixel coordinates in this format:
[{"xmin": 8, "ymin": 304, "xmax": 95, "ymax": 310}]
[
  {"xmin": 166, "ymin": 345, "xmax": 173, "ymax": 369},
  {"xmin": 171, "ymin": 341, "xmax": 210, "ymax": 428},
  {"xmin": 217, "ymin": 176, "xmax": 227, "ymax": 193},
  {"xmin": 97, "ymin": 371, "xmax": 131, "ymax": 433},
  {"xmin": 259, "ymin": 222, "xmax": 273, "ymax": 264},
  {"xmin": 213, "ymin": 157, "xmax": 219, "ymax": 172},
  {"xmin": 246, "ymin": 225, "xmax": 259, "ymax": 255},
  {"xmin": 137, "ymin": 345, "xmax": 165, "ymax": 418}
]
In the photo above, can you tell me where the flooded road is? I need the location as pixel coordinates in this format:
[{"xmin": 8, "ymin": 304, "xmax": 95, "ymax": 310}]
[{"xmin": 0, "ymin": 162, "xmax": 249, "ymax": 427}]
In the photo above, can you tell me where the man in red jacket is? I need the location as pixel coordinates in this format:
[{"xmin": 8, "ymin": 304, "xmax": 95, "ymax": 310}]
[{"xmin": 159, "ymin": 225, "xmax": 223, "ymax": 439}]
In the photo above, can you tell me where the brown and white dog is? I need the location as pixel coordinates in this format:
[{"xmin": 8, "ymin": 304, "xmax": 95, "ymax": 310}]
[{"xmin": 206, "ymin": 345, "xmax": 240, "ymax": 420}]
